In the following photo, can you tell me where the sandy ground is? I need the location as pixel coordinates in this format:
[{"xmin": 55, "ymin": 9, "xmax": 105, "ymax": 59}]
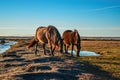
[{"xmin": 0, "ymin": 41, "xmax": 100, "ymax": 80}]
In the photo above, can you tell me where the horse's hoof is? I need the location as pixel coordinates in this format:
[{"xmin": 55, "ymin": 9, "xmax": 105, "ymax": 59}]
[
  {"xmin": 60, "ymin": 50, "xmax": 63, "ymax": 53},
  {"xmin": 65, "ymin": 52, "xmax": 68, "ymax": 53},
  {"xmin": 77, "ymin": 55, "xmax": 80, "ymax": 57},
  {"xmin": 48, "ymin": 54, "xmax": 51, "ymax": 56}
]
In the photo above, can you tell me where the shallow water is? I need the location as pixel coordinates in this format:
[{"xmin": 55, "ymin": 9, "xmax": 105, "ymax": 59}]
[
  {"xmin": 68, "ymin": 50, "xmax": 100, "ymax": 56},
  {"xmin": 0, "ymin": 41, "xmax": 17, "ymax": 54}
]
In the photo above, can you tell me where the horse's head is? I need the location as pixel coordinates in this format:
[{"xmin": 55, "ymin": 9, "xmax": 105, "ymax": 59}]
[
  {"xmin": 54, "ymin": 38, "xmax": 63, "ymax": 53},
  {"xmin": 76, "ymin": 43, "xmax": 81, "ymax": 56},
  {"xmin": 74, "ymin": 29, "xmax": 81, "ymax": 56}
]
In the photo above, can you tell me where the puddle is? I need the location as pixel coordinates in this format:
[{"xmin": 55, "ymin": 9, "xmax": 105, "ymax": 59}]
[
  {"xmin": 68, "ymin": 50, "xmax": 100, "ymax": 56},
  {"xmin": 0, "ymin": 41, "xmax": 17, "ymax": 54}
]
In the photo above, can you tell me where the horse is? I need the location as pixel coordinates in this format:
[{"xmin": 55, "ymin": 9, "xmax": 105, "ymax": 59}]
[
  {"xmin": 62, "ymin": 29, "xmax": 81, "ymax": 56},
  {"xmin": 27, "ymin": 25, "xmax": 63, "ymax": 56}
]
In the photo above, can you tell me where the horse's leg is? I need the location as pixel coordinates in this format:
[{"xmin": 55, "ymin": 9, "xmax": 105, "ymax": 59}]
[
  {"xmin": 76, "ymin": 44, "xmax": 81, "ymax": 57},
  {"xmin": 51, "ymin": 46, "xmax": 56, "ymax": 56},
  {"xmin": 60, "ymin": 39, "xmax": 63, "ymax": 53},
  {"xmin": 43, "ymin": 44, "xmax": 46, "ymax": 55},
  {"xmin": 50, "ymin": 45, "xmax": 53, "ymax": 56},
  {"xmin": 71, "ymin": 44, "xmax": 74, "ymax": 56},
  {"xmin": 35, "ymin": 42, "xmax": 38, "ymax": 55},
  {"xmin": 64, "ymin": 44, "xmax": 67, "ymax": 53},
  {"xmin": 66, "ymin": 45, "xmax": 69, "ymax": 53},
  {"xmin": 49, "ymin": 44, "xmax": 56, "ymax": 56}
]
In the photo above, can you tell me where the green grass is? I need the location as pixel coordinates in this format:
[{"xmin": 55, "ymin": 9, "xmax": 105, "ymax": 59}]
[
  {"xmin": 77, "ymin": 40, "xmax": 120, "ymax": 80},
  {"xmin": 79, "ymin": 56, "xmax": 120, "ymax": 79}
]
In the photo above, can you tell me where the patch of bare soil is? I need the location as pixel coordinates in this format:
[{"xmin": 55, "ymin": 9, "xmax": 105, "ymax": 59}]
[{"xmin": 0, "ymin": 41, "xmax": 100, "ymax": 80}]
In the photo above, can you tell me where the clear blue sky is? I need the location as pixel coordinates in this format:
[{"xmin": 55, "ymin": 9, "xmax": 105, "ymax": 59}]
[{"xmin": 0, "ymin": 0, "xmax": 120, "ymax": 37}]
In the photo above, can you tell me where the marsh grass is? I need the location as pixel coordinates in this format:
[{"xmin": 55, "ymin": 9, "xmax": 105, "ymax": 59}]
[{"xmin": 78, "ymin": 40, "xmax": 120, "ymax": 79}]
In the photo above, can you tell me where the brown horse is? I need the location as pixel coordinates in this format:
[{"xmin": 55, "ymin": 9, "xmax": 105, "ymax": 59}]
[
  {"xmin": 62, "ymin": 29, "xmax": 81, "ymax": 56},
  {"xmin": 27, "ymin": 25, "xmax": 63, "ymax": 56}
]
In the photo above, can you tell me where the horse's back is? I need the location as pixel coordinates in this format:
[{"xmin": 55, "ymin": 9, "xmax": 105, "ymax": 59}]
[
  {"xmin": 62, "ymin": 30, "xmax": 73, "ymax": 37},
  {"xmin": 62, "ymin": 29, "xmax": 80, "ymax": 45}
]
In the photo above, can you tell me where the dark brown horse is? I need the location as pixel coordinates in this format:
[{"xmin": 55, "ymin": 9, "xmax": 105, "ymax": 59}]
[
  {"xmin": 27, "ymin": 25, "xmax": 63, "ymax": 56},
  {"xmin": 62, "ymin": 29, "xmax": 81, "ymax": 56}
]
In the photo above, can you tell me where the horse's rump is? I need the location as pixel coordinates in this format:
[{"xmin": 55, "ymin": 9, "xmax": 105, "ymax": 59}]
[
  {"xmin": 35, "ymin": 26, "xmax": 48, "ymax": 44},
  {"xmin": 46, "ymin": 25, "xmax": 61, "ymax": 48}
]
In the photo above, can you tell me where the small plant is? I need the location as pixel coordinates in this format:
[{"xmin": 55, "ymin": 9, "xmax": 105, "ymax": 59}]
[{"xmin": 0, "ymin": 38, "xmax": 5, "ymax": 44}]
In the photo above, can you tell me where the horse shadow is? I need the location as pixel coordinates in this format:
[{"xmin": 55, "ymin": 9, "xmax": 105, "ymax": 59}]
[
  {"xmin": 15, "ymin": 72, "xmax": 78, "ymax": 80},
  {"xmin": 32, "ymin": 56, "xmax": 64, "ymax": 63},
  {"xmin": 0, "ymin": 50, "xmax": 32, "ymax": 68},
  {"xmin": 25, "ymin": 65, "xmax": 52, "ymax": 72},
  {"xmin": 63, "ymin": 56, "xmax": 120, "ymax": 80},
  {"xmin": 13, "ymin": 56, "xmax": 81, "ymax": 80},
  {"xmin": 1, "ymin": 50, "xmax": 119, "ymax": 80}
]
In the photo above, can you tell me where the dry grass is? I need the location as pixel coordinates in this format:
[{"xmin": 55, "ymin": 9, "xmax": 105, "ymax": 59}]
[
  {"xmin": 79, "ymin": 40, "xmax": 120, "ymax": 80},
  {"xmin": 0, "ymin": 39, "xmax": 120, "ymax": 80}
]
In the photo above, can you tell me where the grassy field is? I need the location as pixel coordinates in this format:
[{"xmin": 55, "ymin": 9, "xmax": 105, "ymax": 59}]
[
  {"xmin": 78, "ymin": 40, "xmax": 120, "ymax": 80},
  {"xmin": 0, "ymin": 39, "xmax": 120, "ymax": 80}
]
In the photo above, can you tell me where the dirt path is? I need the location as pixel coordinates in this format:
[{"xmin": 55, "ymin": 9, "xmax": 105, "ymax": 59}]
[{"xmin": 0, "ymin": 41, "xmax": 98, "ymax": 80}]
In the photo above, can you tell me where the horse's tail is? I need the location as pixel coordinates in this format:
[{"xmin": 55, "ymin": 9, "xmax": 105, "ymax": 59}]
[{"xmin": 26, "ymin": 38, "xmax": 37, "ymax": 49}]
